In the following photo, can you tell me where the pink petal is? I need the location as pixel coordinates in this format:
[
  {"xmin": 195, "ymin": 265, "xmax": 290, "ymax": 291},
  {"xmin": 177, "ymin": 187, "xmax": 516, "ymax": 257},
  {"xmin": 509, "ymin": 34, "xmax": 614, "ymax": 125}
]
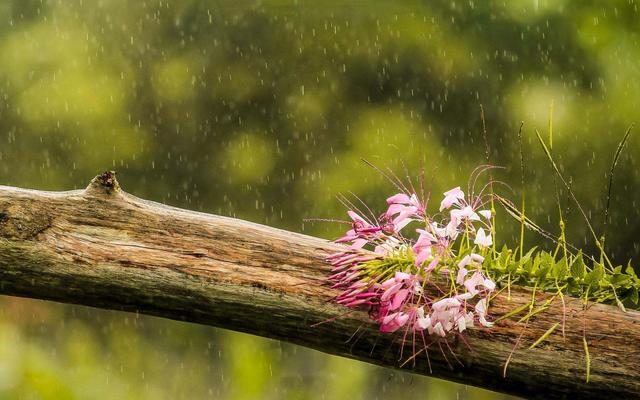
[
  {"xmin": 456, "ymin": 315, "xmax": 468, "ymax": 332},
  {"xmin": 394, "ymin": 271, "xmax": 411, "ymax": 281},
  {"xmin": 386, "ymin": 193, "xmax": 412, "ymax": 204},
  {"xmin": 414, "ymin": 249, "xmax": 431, "ymax": 267},
  {"xmin": 385, "ymin": 203, "xmax": 405, "ymax": 217},
  {"xmin": 382, "ymin": 312, "xmax": 399, "ymax": 325},
  {"xmin": 463, "ymin": 271, "xmax": 485, "ymax": 296},
  {"xmin": 393, "ymin": 217, "xmax": 412, "ymax": 232},
  {"xmin": 347, "ymin": 211, "xmax": 368, "ymax": 225},
  {"xmin": 393, "ymin": 207, "xmax": 418, "ymax": 225},
  {"xmin": 443, "ymin": 186, "xmax": 464, "ymax": 198},
  {"xmin": 380, "ymin": 282, "xmax": 402, "ymax": 302},
  {"xmin": 381, "ymin": 277, "xmax": 397, "ymax": 289},
  {"xmin": 439, "ymin": 187, "xmax": 465, "ymax": 211},
  {"xmin": 425, "ymin": 256, "xmax": 440, "ymax": 272},
  {"xmin": 350, "ymin": 238, "xmax": 368, "ymax": 249},
  {"xmin": 394, "ymin": 312, "xmax": 410, "ymax": 327},
  {"xmin": 390, "ymin": 289, "xmax": 409, "ymax": 310}
]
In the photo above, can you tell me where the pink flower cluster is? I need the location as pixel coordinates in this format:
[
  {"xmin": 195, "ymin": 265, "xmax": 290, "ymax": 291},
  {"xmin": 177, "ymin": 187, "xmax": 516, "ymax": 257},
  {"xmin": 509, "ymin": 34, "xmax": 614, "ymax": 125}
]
[{"xmin": 327, "ymin": 185, "xmax": 496, "ymax": 340}]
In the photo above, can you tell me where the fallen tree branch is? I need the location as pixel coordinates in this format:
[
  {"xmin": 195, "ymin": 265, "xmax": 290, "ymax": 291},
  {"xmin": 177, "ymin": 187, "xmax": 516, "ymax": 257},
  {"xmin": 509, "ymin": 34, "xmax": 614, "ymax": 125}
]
[{"xmin": 0, "ymin": 172, "xmax": 638, "ymax": 399}]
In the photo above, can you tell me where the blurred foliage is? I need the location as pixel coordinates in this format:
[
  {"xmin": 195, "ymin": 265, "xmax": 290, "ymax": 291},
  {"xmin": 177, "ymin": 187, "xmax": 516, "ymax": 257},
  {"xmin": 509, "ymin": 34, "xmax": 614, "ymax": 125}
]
[{"xmin": 0, "ymin": 0, "xmax": 639, "ymax": 398}]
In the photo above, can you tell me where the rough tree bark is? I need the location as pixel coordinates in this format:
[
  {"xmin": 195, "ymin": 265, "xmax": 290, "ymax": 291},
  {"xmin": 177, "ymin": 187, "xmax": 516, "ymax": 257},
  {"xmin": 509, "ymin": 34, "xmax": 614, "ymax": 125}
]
[{"xmin": 0, "ymin": 172, "xmax": 638, "ymax": 399}]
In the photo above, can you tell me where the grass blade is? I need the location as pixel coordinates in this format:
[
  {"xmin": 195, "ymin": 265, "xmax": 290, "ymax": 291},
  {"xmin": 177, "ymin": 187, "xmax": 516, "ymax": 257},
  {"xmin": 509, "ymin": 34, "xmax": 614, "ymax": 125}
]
[
  {"xmin": 583, "ymin": 335, "xmax": 591, "ymax": 383},
  {"xmin": 603, "ymin": 125, "xmax": 633, "ymax": 241},
  {"xmin": 529, "ymin": 322, "xmax": 559, "ymax": 349}
]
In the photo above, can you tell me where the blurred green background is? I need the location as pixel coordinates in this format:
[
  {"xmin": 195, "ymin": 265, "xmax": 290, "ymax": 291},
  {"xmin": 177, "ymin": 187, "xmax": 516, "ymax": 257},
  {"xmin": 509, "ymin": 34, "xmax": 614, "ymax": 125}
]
[{"xmin": 1, "ymin": 0, "xmax": 638, "ymax": 398}]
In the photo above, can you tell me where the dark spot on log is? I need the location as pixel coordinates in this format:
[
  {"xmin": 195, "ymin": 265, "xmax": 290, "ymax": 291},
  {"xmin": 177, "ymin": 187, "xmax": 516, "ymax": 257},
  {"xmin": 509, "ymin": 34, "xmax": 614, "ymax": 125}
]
[
  {"xmin": 119, "ymin": 260, "xmax": 136, "ymax": 268},
  {"xmin": 251, "ymin": 282, "xmax": 269, "ymax": 291},
  {"xmin": 0, "ymin": 206, "xmax": 51, "ymax": 240},
  {"xmin": 71, "ymin": 255, "xmax": 91, "ymax": 265}
]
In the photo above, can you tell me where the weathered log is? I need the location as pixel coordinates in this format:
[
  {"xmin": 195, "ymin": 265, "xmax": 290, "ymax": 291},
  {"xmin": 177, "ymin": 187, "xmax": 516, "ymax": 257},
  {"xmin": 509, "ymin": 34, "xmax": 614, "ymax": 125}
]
[{"xmin": 0, "ymin": 172, "xmax": 637, "ymax": 399}]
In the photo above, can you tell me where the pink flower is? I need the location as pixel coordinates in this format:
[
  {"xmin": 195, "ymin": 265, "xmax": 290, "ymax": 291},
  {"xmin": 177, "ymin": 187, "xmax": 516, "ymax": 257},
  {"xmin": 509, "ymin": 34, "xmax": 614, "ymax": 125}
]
[
  {"xmin": 474, "ymin": 228, "xmax": 492, "ymax": 248},
  {"xmin": 413, "ymin": 223, "xmax": 456, "ymax": 269},
  {"xmin": 444, "ymin": 218, "xmax": 460, "ymax": 239},
  {"xmin": 335, "ymin": 211, "xmax": 383, "ymax": 249},
  {"xmin": 451, "ymin": 205, "xmax": 480, "ymax": 223},
  {"xmin": 456, "ymin": 312, "xmax": 475, "ymax": 333},
  {"xmin": 385, "ymin": 192, "xmax": 424, "ymax": 232},
  {"xmin": 460, "ymin": 253, "xmax": 485, "ymax": 267},
  {"xmin": 412, "ymin": 229, "xmax": 435, "ymax": 267},
  {"xmin": 415, "ymin": 307, "xmax": 431, "ymax": 331},
  {"xmin": 386, "ymin": 193, "xmax": 424, "ymax": 217},
  {"xmin": 439, "ymin": 186, "xmax": 465, "ymax": 211},
  {"xmin": 380, "ymin": 311, "xmax": 410, "ymax": 333},
  {"xmin": 463, "ymin": 271, "xmax": 495, "ymax": 296},
  {"xmin": 378, "ymin": 272, "xmax": 421, "ymax": 316},
  {"xmin": 325, "ymin": 170, "xmax": 500, "ymax": 346},
  {"xmin": 414, "ymin": 247, "xmax": 433, "ymax": 268},
  {"xmin": 457, "ymin": 253, "xmax": 485, "ymax": 284},
  {"xmin": 412, "ymin": 228, "xmax": 445, "ymax": 271},
  {"xmin": 431, "ymin": 297, "xmax": 462, "ymax": 332},
  {"xmin": 432, "ymin": 297, "xmax": 461, "ymax": 312}
]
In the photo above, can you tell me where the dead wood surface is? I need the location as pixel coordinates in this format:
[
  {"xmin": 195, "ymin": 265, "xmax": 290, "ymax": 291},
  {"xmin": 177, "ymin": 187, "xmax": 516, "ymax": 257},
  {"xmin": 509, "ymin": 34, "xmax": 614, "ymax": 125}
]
[{"xmin": 0, "ymin": 172, "xmax": 638, "ymax": 399}]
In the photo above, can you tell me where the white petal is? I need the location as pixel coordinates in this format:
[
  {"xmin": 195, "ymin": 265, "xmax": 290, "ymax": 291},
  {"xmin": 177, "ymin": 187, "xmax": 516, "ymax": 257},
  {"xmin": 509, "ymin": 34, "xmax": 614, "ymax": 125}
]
[
  {"xmin": 474, "ymin": 228, "xmax": 493, "ymax": 248},
  {"xmin": 416, "ymin": 315, "xmax": 431, "ymax": 331},
  {"xmin": 456, "ymin": 266, "xmax": 469, "ymax": 285},
  {"xmin": 479, "ymin": 209, "xmax": 492, "ymax": 219},
  {"xmin": 455, "ymin": 292, "xmax": 474, "ymax": 301},
  {"xmin": 483, "ymin": 278, "xmax": 496, "ymax": 291},
  {"xmin": 456, "ymin": 315, "xmax": 467, "ymax": 332}
]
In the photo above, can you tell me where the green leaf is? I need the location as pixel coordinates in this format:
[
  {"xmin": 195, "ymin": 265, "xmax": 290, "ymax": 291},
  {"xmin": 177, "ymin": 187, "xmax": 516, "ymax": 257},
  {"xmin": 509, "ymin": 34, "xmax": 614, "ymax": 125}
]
[
  {"xmin": 536, "ymin": 252, "xmax": 553, "ymax": 280},
  {"xmin": 584, "ymin": 263, "xmax": 605, "ymax": 286},
  {"xmin": 570, "ymin": 251, "xmax": 586, "ymax": 279},
  {"xmin": 521, "ymin": 254, "xmax": 534, "ymax": 276},
  {"xmin": 498, "ymin": 245, "xmax": 512, "ymax": 268},
  {"xmin": 631, "ymin": 288, "xmax": 639, "ymax": 305},
  {"xmin": 520, "ymin": 246, "xmax": 537, "ymax": 264},
  {"xmin": 626, "ymin": 263, "xmax": 639, "ymax": 280},
  {"xmin": 551, "ymin": 256, "xmax": 568, "ymax": 280},
  {"xmin": 609, "ymin": 273, "xmax": 630, "ymax": 286},
  {"xmin": 506, "ymin": 260, "xmax": 519, "ymax": 273}
]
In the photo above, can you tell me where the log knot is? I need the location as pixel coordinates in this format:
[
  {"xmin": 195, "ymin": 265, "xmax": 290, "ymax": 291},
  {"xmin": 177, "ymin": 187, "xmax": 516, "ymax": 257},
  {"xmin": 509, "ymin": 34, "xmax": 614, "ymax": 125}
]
[{"xmin": 86, "ymin": 171, "xmax": 121, "ymax": 196}]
